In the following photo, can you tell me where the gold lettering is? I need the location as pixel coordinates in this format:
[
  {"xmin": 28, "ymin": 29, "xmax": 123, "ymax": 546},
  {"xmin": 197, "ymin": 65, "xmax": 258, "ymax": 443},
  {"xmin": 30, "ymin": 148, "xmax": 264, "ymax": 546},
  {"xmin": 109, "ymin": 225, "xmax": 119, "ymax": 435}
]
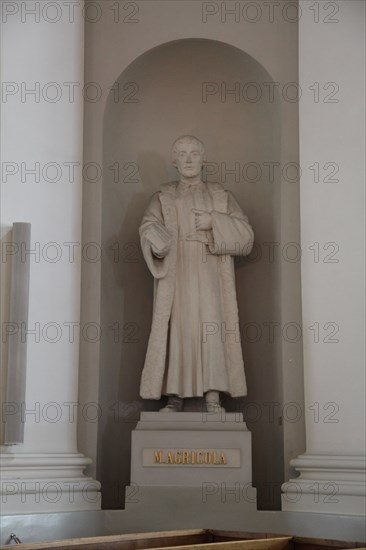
[
  {"xmin": 153, "ymin": 449, "xmax": 228, "ymax": 466},
  {"xmin": 154, "ymin": 450, "xmax": 163, "ymax": 464},
  {"xmin": 204, "ymin": 451, "xmax": 211, "ymax": 464}
]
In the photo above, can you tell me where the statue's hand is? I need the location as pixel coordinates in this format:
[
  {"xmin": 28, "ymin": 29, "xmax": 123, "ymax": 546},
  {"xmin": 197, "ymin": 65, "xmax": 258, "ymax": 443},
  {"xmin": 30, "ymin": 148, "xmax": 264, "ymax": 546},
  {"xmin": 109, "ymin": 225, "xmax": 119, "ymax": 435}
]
[
  {"xmin": 152, "ymin": 244, "xmax": 170, "ymax": 258},
  {"xmin": 148, "ymin": 223, "xmax": 172, "ymax": 258},
  {"xmin": 192, "ymin": 209, "xmax": 212, "ymax": 231}
]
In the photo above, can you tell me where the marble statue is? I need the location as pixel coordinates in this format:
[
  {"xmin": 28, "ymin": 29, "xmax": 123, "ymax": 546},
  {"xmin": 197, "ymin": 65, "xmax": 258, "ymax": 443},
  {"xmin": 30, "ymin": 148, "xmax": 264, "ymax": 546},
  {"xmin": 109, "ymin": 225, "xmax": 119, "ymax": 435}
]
[{"xmin": 139, "ymin": 136, "xmax": 254, "ymax": 412}]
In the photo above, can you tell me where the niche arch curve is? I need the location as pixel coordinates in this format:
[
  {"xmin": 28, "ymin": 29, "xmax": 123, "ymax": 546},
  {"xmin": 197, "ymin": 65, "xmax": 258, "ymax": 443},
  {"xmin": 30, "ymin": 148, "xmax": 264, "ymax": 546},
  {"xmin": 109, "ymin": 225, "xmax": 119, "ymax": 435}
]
[{"xmin": 100, "ymin": 37, "xmax": 298, "ymax": 510}]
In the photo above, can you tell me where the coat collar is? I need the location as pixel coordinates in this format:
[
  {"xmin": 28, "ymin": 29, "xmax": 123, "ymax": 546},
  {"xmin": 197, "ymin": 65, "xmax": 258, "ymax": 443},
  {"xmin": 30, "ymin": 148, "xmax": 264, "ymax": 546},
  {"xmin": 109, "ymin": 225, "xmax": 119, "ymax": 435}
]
[
  {"xmin": 160, "ymin": 181, "xmax": 178, "ymax": 196},
  {"xmin": 159, "ymin": 180, "xmax": 228, "ymax": 217}
]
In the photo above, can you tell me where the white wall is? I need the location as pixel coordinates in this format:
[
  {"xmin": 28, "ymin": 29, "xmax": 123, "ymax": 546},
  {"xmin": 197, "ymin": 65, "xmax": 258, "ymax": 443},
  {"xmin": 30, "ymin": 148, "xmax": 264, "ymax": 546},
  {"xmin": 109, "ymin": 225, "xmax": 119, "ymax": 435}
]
[
  {"xmin": 1, "ymin": 0, "xmax": 84, "ymax": 451},
  {"xmin": 0, "ymin": 0, "xmax": 100, "ymax": 513},
  {"xmin": 300, "ymin": 0, "xmax": 365, "ymax": 453},
  {"xmin": 1, "ymin": 0, "xmax": 363, "ymax": 531},
  {"xmin": 282, "ymin": 0, "xmax": 365, "ymax": 515}
]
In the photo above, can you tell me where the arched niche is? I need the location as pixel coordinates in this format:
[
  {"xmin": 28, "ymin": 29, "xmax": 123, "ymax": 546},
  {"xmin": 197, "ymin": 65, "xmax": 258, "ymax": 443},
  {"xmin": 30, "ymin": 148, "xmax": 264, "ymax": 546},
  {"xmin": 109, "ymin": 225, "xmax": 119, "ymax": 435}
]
[{"xmin": 100, "ymin": 38, "xmax": 289, "ymax": 510}]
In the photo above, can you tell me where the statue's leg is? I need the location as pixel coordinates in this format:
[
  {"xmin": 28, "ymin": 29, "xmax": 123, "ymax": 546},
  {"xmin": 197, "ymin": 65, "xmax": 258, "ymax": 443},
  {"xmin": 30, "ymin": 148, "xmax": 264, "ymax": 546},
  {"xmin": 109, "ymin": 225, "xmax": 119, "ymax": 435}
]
[
  {"xmin": 205, "ymin": 390, "xmax": 224, "ymax": 413},
  {"xmin": 160, "ymin": 395, "xmax": 184, "ymax": 412}
]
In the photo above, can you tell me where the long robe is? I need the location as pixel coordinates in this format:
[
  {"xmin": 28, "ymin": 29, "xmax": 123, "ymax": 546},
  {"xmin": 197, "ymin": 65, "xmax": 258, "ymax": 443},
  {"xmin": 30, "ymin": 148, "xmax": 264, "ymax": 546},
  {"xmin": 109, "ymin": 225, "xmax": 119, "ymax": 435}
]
[{"xmin": 139, "ymin": 181, "xmax": 254, "ymax": 399}]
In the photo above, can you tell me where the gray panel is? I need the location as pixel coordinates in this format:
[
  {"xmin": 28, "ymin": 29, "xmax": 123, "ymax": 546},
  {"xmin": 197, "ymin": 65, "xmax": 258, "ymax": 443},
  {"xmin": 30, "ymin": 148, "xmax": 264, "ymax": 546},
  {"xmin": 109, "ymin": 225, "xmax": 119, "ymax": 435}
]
[{"xmin": 4, "ymin": 222, "xmax": 31, "ymax": 444}]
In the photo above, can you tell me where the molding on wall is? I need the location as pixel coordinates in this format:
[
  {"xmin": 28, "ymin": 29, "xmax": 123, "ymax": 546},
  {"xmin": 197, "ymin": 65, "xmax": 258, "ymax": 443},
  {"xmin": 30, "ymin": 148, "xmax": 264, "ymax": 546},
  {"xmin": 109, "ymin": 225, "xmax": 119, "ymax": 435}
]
[
  {"xmin": 281, "ymin": 453, "xmax": 366, "ymax": 515},
  {"xmin": 0, "ymin": 451, "xmax": 101, "ymax": 514}
]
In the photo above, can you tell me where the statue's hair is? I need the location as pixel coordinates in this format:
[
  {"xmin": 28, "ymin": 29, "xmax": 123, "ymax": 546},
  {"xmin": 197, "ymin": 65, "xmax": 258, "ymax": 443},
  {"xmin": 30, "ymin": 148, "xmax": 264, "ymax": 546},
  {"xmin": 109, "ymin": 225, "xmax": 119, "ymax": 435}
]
[{"xmin": 171, "ymin": 135, "xmax": 205, "ymax": 164}]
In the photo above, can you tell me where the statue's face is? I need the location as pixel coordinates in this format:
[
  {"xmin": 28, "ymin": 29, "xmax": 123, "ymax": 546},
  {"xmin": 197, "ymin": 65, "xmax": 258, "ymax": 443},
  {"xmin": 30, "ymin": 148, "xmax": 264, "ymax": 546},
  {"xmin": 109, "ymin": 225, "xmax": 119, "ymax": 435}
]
[{"xmin": 173, "ymin": 140, "xmax": 204, "ymax": 178}]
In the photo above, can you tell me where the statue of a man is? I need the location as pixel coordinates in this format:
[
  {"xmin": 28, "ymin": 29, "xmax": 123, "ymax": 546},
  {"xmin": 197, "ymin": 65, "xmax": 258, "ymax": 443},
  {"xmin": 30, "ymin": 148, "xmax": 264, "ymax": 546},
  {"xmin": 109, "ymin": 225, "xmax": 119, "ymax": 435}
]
[{"xmin": 139, "ymin": 136, "xmax": 254, "ymax": 412}]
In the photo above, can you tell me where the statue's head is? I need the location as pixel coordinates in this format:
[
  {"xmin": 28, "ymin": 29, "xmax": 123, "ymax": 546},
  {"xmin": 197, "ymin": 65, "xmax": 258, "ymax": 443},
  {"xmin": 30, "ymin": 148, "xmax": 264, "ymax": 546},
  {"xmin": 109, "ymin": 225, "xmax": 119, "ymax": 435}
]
[{"xmin": 171, "ymin": 135, "xmax": 205, "ymax": 179}]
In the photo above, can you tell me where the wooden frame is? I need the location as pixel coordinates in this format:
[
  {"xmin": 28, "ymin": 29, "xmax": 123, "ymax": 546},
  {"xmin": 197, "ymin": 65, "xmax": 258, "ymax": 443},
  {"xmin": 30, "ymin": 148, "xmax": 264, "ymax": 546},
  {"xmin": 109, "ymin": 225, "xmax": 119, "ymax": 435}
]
[{"xmin": 1, "ymin": 528, "xmax": 364, "ymax": 550}]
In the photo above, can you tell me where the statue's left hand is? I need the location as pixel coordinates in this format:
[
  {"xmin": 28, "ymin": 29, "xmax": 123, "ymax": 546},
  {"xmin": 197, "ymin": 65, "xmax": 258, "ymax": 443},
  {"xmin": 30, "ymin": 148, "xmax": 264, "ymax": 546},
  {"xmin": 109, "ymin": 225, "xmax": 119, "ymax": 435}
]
[{"xmin": 192, "ymin": 209, "xmax": 212, "ymax": 231}]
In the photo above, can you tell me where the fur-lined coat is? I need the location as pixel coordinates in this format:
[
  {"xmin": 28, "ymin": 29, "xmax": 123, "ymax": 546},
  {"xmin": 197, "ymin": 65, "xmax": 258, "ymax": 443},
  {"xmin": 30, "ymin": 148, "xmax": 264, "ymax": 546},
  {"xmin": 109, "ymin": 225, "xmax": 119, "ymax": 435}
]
[{"xmin": 139, "ymin": 181, "xmax": 254, "ymax": 399}]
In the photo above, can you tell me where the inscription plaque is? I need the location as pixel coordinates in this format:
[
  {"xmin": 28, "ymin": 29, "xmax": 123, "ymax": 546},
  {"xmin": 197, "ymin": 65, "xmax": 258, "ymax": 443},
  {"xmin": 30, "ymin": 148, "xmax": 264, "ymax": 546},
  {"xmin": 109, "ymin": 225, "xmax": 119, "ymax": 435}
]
[{"xmin": 142, "ymin": 448, "xmax": 241, "ymax": 467}]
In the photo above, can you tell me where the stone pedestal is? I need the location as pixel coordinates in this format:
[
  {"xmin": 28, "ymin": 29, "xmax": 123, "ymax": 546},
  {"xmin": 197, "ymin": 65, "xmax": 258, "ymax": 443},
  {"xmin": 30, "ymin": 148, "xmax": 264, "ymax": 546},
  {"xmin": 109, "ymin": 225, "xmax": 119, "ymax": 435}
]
[{"xmin": 130, "ymin": 412, "xmax": 256, "ymax": 508}]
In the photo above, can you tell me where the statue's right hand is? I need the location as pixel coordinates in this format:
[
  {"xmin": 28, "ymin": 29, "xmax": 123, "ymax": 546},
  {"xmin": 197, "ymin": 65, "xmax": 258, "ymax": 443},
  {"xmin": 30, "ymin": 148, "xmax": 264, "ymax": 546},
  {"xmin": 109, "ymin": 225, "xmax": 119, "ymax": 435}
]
[{"xmin": 146, "ymin": 222, "xmax": 172, "ymax": 258}]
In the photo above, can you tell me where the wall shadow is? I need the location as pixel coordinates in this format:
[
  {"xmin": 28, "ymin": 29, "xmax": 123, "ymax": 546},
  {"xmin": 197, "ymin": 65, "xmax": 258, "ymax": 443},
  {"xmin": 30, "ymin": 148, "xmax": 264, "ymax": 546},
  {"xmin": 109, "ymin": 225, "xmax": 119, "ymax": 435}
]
[{"xmin": 100, "ymin": 38, "xmax": 285, "ymax": 510}]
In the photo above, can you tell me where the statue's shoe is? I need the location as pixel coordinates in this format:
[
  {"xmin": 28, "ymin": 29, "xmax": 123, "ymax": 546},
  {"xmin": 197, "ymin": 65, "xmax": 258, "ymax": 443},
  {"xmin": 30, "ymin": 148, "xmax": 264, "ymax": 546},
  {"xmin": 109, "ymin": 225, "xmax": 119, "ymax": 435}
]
[
  {"xmin": 159, "ymin": 396, "xmax": 183, "ymax": 412},
  {"xmin": 159, "ymin": 404, "xmax": 182, "ymax": 412},
  {"xmin": 206, "ymin": 402, "xmax": 224, "ymax": 413}
]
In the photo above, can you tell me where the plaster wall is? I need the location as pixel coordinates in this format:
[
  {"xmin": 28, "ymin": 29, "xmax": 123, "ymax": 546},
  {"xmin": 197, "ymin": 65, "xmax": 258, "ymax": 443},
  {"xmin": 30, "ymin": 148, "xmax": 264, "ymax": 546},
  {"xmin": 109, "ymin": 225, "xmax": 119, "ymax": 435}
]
[
  {"xmin": 0, "ymin": 0, "xmax": 101, "ymax": 515},
  {"xmin": 281, "ymin": 0, "xmax": 365, "ymax": 516},
  {"xmin": 298, "ymin": 0, "xmax": 365, "ymax": 455},
  {"xmin": 0, "ymin": 2, "xmax": 84, "ymax": 455},
  {"xmin": 0, "ymin": 0, "xmax": 363, "ymax": 528}
]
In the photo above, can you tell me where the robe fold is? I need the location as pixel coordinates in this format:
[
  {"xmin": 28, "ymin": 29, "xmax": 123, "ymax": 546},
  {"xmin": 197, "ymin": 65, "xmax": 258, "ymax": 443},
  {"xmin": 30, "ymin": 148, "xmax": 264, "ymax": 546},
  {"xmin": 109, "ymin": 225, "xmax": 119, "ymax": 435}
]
[{"xmin": 139, "ymin": 180, "xmax": 254, "ymax": 399}]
